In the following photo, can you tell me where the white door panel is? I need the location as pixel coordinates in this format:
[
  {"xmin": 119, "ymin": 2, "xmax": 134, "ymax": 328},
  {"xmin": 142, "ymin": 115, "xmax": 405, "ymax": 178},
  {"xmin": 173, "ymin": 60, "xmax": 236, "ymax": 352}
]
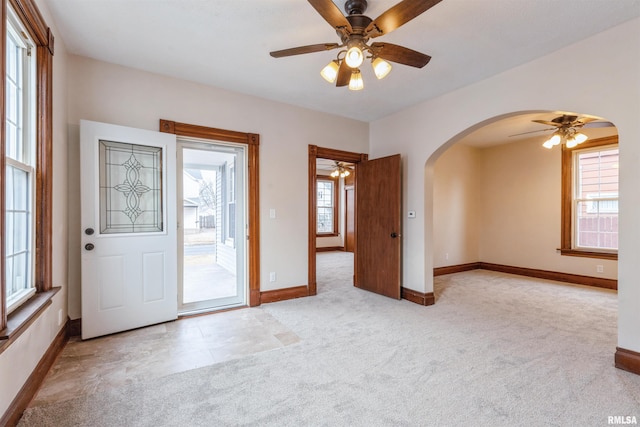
[{"xmin": 81, "ymin": 120, "xmax": 177, "ymax": 339}]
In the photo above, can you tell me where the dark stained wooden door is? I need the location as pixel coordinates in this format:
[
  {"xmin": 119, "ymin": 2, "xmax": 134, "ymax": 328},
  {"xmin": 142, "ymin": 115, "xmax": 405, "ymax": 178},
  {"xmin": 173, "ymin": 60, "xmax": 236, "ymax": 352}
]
[{"xmin": 355, "ymin": 154, "xmax": 401, "ymax": 299}]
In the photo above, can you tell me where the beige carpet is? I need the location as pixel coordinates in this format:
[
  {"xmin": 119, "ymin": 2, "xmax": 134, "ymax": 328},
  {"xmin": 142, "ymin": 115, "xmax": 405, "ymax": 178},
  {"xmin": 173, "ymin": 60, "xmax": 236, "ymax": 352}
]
[{"xmin": 19, "ymin": 252, "xmax": 640, "ymax": 426}]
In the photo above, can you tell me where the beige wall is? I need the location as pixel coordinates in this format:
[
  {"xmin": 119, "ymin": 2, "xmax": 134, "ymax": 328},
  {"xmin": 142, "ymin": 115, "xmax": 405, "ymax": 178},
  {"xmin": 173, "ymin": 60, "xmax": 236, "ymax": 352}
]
[
  {"xmin": 370, "ymin": 18, "xmax": 639, "ymax": 352},
  {"xmin": 432, "ymin": 143, "xmax": 480, "ymax": 267},
  {"xmin": 0, "ymin": 0, "xmax": 69, "ymax": 416},
  {"xmin": 433, "ymin": 137, "xmax": 617, "ymax": 279},
  {"xmin": 479, "ymin": 138, "xmax": 617, "ymax": 279},
  {"xmin": 65, "ymin": 55, "xmax": 369, "ymax": 319}
]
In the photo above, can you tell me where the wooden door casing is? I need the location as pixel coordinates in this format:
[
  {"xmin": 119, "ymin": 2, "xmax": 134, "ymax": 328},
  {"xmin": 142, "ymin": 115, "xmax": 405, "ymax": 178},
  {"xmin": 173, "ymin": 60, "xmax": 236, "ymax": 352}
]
[
  {"xmin": 345, "ymin": 183, "xmax": 355, "ymax": 253},
  {"xmin": 308, "ymin": 146, "xmax": 367, "ymax": 295}
]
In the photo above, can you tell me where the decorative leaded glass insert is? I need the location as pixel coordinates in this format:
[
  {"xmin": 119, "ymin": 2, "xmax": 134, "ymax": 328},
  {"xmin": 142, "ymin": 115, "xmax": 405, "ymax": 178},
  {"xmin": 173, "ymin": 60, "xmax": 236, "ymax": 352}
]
[{"xmin": 99, "ymin": 140, "xmax": 163, "ymax": 234}]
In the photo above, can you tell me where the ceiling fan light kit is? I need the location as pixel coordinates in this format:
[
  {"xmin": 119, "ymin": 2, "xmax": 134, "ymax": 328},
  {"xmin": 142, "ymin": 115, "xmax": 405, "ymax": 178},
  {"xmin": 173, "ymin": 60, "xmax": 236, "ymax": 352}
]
[
  {"xmin": 320, "ymin": 60, "xmax": 340, "ymax": 83},
  {"xmin": 542, "ymin": 128, "xmax": 589, "ymax": 149},
  {"xmin": 348, "ymin": 69, "xmax": 364, "ymax": 90},
  {"xmin": 372, "ymin": 57, "xmax": 392, "ymax": 79},
  {"xmin": 270, "ymin": 0, "xmax": 441, "ymax": 91},
  {"xmin": 331, "ymin": 161, "xmax": 352, "ymax": 178},
  {"xmin": 542, "ymin": 134, "xmax": 562, "ymax": 149},
  {"xmin": 345, "ymin": 44, "xmax": 365, "ymax": 68}
]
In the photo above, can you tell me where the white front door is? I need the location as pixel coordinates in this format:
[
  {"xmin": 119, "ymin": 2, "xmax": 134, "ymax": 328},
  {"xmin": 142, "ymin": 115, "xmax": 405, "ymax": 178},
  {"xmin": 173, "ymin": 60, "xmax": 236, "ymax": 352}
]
[{"xmin": 80, "ymin": 120, "xmax": 177, "ymax": 339}]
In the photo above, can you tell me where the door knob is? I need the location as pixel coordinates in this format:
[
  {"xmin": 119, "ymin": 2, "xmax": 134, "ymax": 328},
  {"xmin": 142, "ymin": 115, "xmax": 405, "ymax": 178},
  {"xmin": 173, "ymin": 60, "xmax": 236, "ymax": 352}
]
[
  {"xmin": 85, "ymin": 228, "xmax": 95, "ymax": 235},
  {"xmin": 85, "ymin": 243, "xmax": 95, "ymax": 251},
  {"xmin": 390, "ymin": 232, "xmax": 398, "ymax": 238}
]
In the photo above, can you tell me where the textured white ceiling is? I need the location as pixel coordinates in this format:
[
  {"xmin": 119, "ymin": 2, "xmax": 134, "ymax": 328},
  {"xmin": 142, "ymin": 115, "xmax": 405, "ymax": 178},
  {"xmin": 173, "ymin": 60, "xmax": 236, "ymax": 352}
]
[{"xmin": 44, "ymin": 0, "xmax": 640, "ymax": 124}]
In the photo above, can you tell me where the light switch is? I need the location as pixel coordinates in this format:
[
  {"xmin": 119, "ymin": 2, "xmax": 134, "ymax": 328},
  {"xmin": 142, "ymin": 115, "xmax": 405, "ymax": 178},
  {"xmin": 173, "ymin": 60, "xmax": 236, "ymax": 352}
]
[
  {"xmin": 408, "ymin": 211, "xmax": 416, "ymax": 218},
  {"xmin": 270, "ymin": 208, "xmax": 276, "ymax": 219}
]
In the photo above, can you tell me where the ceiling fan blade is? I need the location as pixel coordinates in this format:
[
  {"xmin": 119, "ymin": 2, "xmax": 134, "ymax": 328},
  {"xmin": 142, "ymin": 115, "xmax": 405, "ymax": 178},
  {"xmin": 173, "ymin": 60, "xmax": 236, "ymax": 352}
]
[
  {"xmin": 576, "ymin": 116, "xmax": 598, "ymax": 124},
  {"xmin": 370, "ymin": 42, "xmax": 431, "ymax": 68},
  {"xmin": 270, "ymin": 43, "xmax": 339, "ymax": 58},
  {"xmin": 583, "ymin": 121, "xmax": 615, "ymax": 128},
  {"xmin": 508, "ymin": 128, "xmax": 556, "ymax": 137},
  {"xmin": 307, "ymin": 0, "xmax": 352, "ymax": 33},
  {"xmin": 366, "ymin": 0, "xmax": 442, "ymax": 38},
  {"xmin": 532, "ymin": 119, "xmax": 562, "ymax": 127},
  {"xmin": 336, "ymin": 60, "xmax": 351, "ymax": 87}
]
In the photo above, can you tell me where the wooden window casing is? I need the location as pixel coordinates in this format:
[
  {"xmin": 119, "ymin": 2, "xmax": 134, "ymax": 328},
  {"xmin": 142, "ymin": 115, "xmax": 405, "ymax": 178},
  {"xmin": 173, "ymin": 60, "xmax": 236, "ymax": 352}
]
[
  {"xmin": 560, "ymin": 135, "xmax": 618, "ymax": 260},
  {"xmin": 0, "ymin": 0, "xmax": 55, "ymax": 345}
]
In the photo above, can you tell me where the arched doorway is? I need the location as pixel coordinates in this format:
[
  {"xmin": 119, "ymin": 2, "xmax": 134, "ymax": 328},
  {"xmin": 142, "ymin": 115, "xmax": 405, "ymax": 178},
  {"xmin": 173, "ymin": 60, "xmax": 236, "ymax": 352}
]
[{"xmin": 428, "ymin": 110, "xmax": 618, "ymax": 298}]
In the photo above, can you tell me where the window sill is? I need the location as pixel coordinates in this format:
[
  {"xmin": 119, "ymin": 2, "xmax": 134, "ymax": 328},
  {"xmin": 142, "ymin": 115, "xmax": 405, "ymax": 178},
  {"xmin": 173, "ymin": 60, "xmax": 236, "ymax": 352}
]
[
  {"xmin": 316, "ymin": 233, "xmax": 339, "ymax": 237},
  {"xmin": 0, "ymin": 287, "xmax": 60, "ymax": 355},
  {"xmin": 559, "ymin": 249, "xmax": 618, "ymax": 261}
]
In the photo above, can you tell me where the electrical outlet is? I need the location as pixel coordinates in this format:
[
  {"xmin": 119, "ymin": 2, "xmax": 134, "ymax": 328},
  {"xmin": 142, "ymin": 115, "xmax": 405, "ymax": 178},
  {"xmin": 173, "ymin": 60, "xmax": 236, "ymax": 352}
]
[
  {"xmin": 269, "ymin": 272, "xmax": 276, "ymax": 282},
  {"xmin": 596, "ymin": 265, "xmax": 604, "ymax": 273},
  {"xmin": 445, "ymin": 253, "xmax": 449, "ymax": 260}
]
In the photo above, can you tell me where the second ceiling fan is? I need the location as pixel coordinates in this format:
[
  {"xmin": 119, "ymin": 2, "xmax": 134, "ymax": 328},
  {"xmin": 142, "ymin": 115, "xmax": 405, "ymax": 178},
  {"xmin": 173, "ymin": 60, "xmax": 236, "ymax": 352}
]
[
  {"xmin": 510, "ymin": 114, "xmax": 615, "ymax": 149},
  {"xmin": 270, "ymin": 0, "xmax": 442, "ymax": 90}
]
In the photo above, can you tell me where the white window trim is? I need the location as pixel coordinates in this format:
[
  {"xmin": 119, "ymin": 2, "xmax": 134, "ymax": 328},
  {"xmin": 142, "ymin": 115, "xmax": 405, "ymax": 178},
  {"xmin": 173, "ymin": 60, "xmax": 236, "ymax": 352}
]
[{"xmin": 316, "ymin": 178, "xmax": 336, "ymax": 234}]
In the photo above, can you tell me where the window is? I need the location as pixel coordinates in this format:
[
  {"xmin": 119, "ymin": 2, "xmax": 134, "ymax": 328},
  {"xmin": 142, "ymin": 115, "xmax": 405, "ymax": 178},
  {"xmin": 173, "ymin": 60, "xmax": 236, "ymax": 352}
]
[
  {"xmin": 5, "ymin": 8, "xmax": 36, "ymax": 313},
  {"xmin": 561, "ymin": 136, "xmax": 618, "ymax": 259},
  {"xmin": 1, "ymin": 0, "xmax": 55, "ymax": 339},
  {"xmin": 316, "ymin": 177, "xmax": 338, "ymax": 235}
]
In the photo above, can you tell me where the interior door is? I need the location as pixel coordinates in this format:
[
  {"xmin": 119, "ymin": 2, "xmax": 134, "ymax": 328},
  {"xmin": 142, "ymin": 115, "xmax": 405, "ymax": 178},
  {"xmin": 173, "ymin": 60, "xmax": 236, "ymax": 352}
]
[
  {"xmin": 80, "ymin": 120, "xmax": 177, "ymax": 339},
  {"xmin": 355, "ymin": 154, "xmax": 401, "ymax": 299}
]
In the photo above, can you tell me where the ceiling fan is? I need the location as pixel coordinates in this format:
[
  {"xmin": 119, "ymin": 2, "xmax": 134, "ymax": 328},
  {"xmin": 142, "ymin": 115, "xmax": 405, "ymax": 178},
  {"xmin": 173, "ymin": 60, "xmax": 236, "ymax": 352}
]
[
  {"xmin": 510, "ymin": 114, "xmax": 615, "ymax": 149},
  {"xmin": 269, "ymin": 0, "xmax": 441, "ymax": 90},
  {"xmin": 330, "ymin": 161, "xmax": 353, "ymax": 177}
]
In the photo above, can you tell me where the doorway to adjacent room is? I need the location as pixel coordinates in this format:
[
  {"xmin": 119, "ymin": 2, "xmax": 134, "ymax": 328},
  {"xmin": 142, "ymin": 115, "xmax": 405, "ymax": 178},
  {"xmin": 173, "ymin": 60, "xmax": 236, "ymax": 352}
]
[{"xmin": 178, "ymin": 139, "xmax": 248, "ymax": 314}]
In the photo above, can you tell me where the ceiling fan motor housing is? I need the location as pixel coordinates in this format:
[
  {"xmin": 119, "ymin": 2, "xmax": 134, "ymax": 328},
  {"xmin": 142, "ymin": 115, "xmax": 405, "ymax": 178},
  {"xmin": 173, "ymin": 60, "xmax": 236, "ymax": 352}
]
[
  {"xmin": 554, "ymin": 115, "xmax": 579, "ymax": 125},
  {"xmin": 341, "ymin": 15, "xmax": 373, "ymax": 44},
  {"xmin": 345, "ymin": 0, "xmax": 368, "ymax": 15}
]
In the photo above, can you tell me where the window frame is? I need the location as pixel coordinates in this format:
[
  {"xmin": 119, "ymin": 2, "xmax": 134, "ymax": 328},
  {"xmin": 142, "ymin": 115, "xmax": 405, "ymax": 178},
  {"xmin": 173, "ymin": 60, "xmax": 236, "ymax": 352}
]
[
  {"xmin": 5, "ymin": 7, "xmax": 37, "ymax": 314},
  {"xmin": 560, "ymin": 135, "xmax": 618, "ymax": 260},
  {"xmin": 1, "ymin": 0, "xmax": 55, "ymax": 343},
  {"xmin": 316, "ymin": 175, "xmax": 339, "ymax": 236}
]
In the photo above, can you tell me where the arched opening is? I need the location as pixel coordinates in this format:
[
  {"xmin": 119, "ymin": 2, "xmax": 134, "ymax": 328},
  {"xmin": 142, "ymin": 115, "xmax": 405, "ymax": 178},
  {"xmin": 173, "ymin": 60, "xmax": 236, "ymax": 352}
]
[{"xmin": 427, "ymin": 110, "xmax": 619, "ymax": 301}]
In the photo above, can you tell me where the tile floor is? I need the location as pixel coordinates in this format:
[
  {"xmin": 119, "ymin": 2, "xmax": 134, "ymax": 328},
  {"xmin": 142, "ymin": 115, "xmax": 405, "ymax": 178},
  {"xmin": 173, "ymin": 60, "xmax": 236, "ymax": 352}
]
[
  {"xmin": 30, "ymin": 307, "xmax": 300, "ymax": 407},
  {"xmin": 30, "ymin": 251, "xmax": 351, "ymax": 409}
]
